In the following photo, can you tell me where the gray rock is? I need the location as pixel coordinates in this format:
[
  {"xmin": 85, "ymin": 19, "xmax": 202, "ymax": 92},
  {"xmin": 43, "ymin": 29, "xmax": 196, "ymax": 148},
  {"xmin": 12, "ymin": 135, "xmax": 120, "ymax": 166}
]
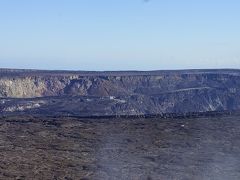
[{"xmin": 0, "ymin": 69, "xmax": 240, "ymax": 116}]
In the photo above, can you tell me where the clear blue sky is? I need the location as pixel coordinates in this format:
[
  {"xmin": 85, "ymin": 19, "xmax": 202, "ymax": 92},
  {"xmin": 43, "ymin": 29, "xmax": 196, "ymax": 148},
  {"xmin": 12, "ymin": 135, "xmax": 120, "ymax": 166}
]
[{"xmin": 0, "ymin": 0, "xmax": 240, "ymax": 70}]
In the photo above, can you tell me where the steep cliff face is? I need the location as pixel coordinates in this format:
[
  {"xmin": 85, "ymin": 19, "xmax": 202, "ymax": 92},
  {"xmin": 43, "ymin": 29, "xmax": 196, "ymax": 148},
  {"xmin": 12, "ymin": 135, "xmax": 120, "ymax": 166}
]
[{"xmin": 1, "ymin": 69, "xmax": 240, "ymax": 116}]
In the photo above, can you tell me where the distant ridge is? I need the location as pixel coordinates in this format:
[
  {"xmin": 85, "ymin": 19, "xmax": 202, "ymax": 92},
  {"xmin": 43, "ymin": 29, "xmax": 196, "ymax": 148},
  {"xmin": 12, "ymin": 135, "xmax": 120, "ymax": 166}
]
[{"xmin": 1, "ymin": 68, "xmax": 240, "ymax": 77}]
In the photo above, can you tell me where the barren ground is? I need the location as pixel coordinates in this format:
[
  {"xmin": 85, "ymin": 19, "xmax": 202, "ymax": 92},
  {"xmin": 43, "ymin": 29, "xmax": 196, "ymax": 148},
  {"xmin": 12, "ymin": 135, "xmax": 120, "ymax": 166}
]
[{"xmin": 0, "ymin": 115, "xmax": 240, "ymax": 180}]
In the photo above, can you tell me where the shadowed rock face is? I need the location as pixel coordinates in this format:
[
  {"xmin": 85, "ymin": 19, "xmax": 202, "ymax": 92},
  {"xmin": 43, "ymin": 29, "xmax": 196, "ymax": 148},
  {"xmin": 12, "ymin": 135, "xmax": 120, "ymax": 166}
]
[{"xmin": 1, "ymin": 69, "xmax": 240, "ymax": 116}]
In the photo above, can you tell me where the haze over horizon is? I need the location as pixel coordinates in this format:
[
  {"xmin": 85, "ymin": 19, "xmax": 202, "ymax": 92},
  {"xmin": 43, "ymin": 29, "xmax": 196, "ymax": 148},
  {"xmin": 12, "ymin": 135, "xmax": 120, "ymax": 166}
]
[{"xmin": 1, "ymin": 0, "xmax": 240, "ymax": 70}]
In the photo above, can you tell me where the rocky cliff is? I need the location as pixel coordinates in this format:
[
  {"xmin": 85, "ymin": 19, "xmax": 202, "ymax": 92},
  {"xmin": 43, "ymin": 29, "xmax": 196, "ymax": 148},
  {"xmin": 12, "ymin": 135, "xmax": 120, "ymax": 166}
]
[{"xmin": 1, "ymin": 69, "xmax": 240, "ymax": 116}]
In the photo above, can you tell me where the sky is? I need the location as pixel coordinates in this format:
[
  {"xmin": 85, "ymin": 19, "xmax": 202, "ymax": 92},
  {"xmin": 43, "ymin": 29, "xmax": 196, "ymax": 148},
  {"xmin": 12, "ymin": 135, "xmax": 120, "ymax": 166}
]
[{"xmin": 0, "ymin": 0, "xmax": 240, "ymax": 70}]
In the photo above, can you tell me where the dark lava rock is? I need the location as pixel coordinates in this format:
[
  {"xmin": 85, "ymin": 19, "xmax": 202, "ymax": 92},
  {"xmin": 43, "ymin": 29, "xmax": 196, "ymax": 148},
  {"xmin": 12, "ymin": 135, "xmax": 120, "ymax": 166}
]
[
  {"xmin": 1, "ymin": 69, "xmax": 240, "ymax": 116},
  {"xmin": 0, "ymin": 115, "xmax": 240, "ymax": 179}
]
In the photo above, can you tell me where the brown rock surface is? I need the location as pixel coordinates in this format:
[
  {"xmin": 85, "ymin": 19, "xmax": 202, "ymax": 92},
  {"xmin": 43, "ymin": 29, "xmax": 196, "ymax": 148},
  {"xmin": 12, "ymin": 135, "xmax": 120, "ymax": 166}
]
[{"xmin": 0, "ymin": 115, "xmax": 240, "ymax": 179}]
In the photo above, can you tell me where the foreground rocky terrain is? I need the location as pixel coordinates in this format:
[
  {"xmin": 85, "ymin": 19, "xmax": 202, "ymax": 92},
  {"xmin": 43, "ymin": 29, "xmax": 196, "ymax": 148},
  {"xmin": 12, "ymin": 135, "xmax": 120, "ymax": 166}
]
[
  {"xmin": 1, "ymin": 69, "xmax": 240, "ymax": 116},
  {"xmin": 1, "ymin": 69, "xmax": 240, "ymax": 179},
  {"xmin": 0, "ymin": 115, "xmax": 240, "ymax": 179}
]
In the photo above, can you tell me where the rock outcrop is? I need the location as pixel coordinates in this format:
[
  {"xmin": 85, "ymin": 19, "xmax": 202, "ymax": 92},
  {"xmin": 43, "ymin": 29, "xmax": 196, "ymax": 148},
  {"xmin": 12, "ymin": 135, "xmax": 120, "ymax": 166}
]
[{"xmin": 1, "ymin": 69, "xmax": 240, "ymax": 116}]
